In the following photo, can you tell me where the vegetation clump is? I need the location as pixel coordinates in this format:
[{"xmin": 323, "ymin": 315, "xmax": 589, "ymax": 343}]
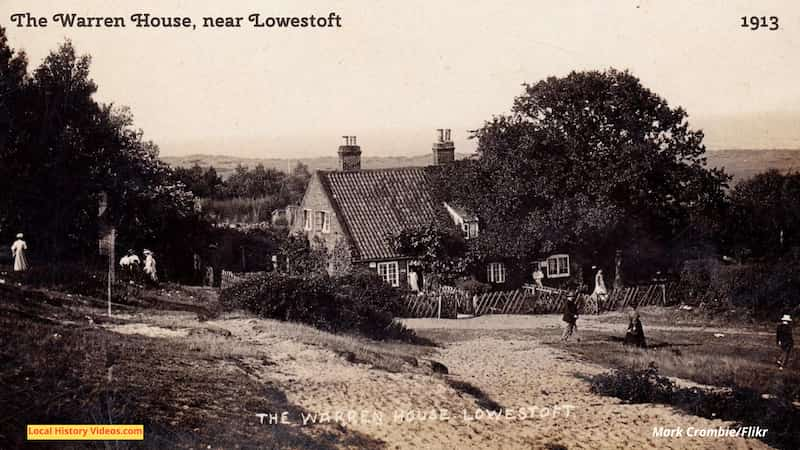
[{"xmin": 220, "ymin": 270, "xmax": 416, "ymax": 341}]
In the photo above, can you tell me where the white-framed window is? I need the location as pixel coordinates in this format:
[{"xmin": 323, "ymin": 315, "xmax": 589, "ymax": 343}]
[
  {"xmin": 314, "ymin": 211, "xmax": 331, "ymax": 233},
  {"xmin": 303, "ymin": 209, "xmax": 312, "ymax": 231},
  {"xmin": 377, "ymin": 261, "xmax": 399, "ymax": 287},
  {"xmin": 546, "ymin": 254, "xmax": 570, "ymax": 278},
  {"xmin": 323, "ymin": 212, "xmax": 331, "ymax": 233},
  {"xmin": 487, "ymin": 262, "xmax": 506, "ymax": 284},
  {"xmin": 462, "ymin": 221, "xmax": 479, "ymax": 240}
]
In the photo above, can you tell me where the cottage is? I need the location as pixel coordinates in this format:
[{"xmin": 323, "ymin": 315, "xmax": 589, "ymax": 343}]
[{"xmin": 292, "ymin": 129, "xmax": 571, "ymax": 289}]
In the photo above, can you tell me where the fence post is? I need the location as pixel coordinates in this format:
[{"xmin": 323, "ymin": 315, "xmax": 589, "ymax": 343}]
[{"xmin": 437, "ymin": 294, "xmax": 442, "ymax": 320}]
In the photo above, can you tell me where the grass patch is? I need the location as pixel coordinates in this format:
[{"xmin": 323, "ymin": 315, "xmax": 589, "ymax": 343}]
[
  {"xmin": 559, "ymin": 312, "xmax": 800, "ymax": 401},
  {"xmin": 0, "ymin": 284, "xmax": 384, "ymax": 449}
]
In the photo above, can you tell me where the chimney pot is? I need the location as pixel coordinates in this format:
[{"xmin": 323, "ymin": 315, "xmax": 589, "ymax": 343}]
[
  {"xmin": 432, "ymin": 128, "xmax": 455, "ymax": 165},
  {"xmin": 338, "ymin": 135, "xmax": 362, "ymax": 171}
]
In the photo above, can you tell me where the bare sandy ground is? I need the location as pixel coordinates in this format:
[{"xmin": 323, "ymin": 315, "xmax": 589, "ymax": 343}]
[{"xmin": 105, "ymin": 311, "xmax": 773, "ymax": 449}]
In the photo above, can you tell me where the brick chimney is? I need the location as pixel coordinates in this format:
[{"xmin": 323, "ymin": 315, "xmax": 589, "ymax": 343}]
[
  {"xmin": 338, "ymin": 135, "xmax": 361, "ymax": 171},
  {"xmin": 432, "ymin": 129, "xmax": 455, "ymax": 165}
]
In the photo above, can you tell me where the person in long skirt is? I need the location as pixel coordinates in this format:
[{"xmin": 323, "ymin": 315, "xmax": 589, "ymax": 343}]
[
  {"xmin": 11, "ymin": 233, "xmax": 28, "ymax": 272},
  {"xmin": 624, "ymin": 307, "xmax": 647, "ymax": 348},
  {"xmin": 143, "ymin": 249, "xmax": 158, "ymax": 285}
]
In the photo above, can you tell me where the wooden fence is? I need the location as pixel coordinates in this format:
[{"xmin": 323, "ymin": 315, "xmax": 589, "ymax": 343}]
[
  {"xmin": 440, "ymin": 282, "xmax": 675, "ymax": 317},
  {"xmin": 598, "ymin": 282, "xmax": 675, "ymax": 311},
  {"xmin": 400, "ymin": 292, "xmax": 457, "ymax": 319},
  {"xmin": 220, "ymin": 270, "xmax": 267, "ymax": 290}
]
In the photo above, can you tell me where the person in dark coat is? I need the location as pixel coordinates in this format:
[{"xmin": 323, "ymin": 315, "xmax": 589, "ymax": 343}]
[
  {"xmin": 624, "ymin": 308, "xmax": 647, "ymax": 348},
  {"xmin": 561, "ymin": 295, "xmax": 579, "ymax": 342},
  {"xmin": 777, "ymin": 314, "xmax": 793, "ymax": 370}
]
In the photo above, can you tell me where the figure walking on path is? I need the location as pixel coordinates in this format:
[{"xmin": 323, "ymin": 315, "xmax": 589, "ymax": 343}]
[
  {"xmin": 777, "ymin": 314, "xmax": 793, "ymax": 370},
  {"xmin": 11, "ymin": 233, "xmax": 28, "ymax": 272},
  {"xmin": 561, "ymin": 294, "xmax": 579, "ymax": 342}
]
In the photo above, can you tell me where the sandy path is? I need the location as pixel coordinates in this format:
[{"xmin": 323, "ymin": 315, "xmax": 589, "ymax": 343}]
[
  {"xmin": 105, "ymin": 312, "xmax": 773, "ymax": 449},
  {"xmin": 406, "ymin": 313, "xmax": 773, "ymax": 336}
]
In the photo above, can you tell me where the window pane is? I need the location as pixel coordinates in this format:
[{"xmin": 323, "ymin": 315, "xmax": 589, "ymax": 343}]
[{"xmin": 559, "ymin": 256, "xmax": 569, "ymax": 274}]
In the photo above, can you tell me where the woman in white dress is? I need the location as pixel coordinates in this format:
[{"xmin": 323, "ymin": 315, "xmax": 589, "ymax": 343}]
[
  {"xmin": 11, "ymin": 233, "xmax": 28, "ymax": 271},
  {"xmin": 143, "ymin": 249, "xmax": 158, "ymax": 284}
]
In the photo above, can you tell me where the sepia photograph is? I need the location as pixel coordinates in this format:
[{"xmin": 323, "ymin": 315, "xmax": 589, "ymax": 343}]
[{"xmin": 1, "ymin": 1, "xmax": 799, "ymax": 448}]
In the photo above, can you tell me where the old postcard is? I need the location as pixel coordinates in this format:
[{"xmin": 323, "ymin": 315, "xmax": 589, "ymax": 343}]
[{"xmin": 1, "ymin": 1, "xmax": 799, "ymax": 448}]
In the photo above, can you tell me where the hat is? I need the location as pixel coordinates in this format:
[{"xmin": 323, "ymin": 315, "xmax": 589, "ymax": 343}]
[
  {"xmin": 16, "ymin": 233, "xmax": 23, "ymax": 239},
  {"xmin": 143, "ymin": 249, "xmax": 152, "ymax": 255},
  {"xmin": 781, "ymin": 314, "xmax": 792, "ymax": 322},
  {"xmin": 127, "ymin": 249, "xmax": 135, "ymax": 255}
]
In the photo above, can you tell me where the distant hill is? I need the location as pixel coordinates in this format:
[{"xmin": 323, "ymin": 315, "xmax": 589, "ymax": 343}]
[
  {"xmin": 161, "ymin": 153, "xmax": 472, "ymax": 178},
  {"xmin": 704, "ymin": 149, "xmax": 800, "ymax": 182},
  {"xmin": 161, "ymin": 149, "xmax": 800, "ymax": 184}
]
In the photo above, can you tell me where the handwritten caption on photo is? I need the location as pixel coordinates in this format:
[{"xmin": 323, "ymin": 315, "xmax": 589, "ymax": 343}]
[{"xmin": 256, "ymin": 405, "xmax": 577, "ymax": 426}]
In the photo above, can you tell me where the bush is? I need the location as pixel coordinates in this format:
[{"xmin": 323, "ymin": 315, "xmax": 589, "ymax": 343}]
[
  {"xmin": 675, "ymin": 257, "xmax": 800, "ymax": 318},
  {"xmin": 2, "ymin": 263, "xmax": 144, "ymax": 304},
  {"xmin": 4, "ymin": 264, "xmax": 107, "ymax": 297},
  {"xmin": 591, "ymin": 362, "xmax": 675, "ymax": 404},
  {"xmin": 591, "ymin": 364, "xmax": 800, "ymax": 449},
  {"xmin": 454, "ymin": 277, "xmax": 491, "ymax": 296},
  {"xmin": 219, "ymin": 271, "xmax": 415, "ymax": 341}
]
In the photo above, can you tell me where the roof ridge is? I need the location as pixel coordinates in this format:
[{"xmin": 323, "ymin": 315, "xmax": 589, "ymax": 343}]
[{"xmin": 319, "ymin": 166, "xmax": 428, "ymax": 174}]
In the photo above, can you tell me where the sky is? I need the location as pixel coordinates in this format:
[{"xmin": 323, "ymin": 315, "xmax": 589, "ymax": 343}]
[{"xmin": 3, "ymin": 0, "xmax": 800, "ymax": 157}]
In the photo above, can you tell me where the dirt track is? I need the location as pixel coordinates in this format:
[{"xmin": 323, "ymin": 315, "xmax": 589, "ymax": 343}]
[{"xmin": 105, "ymin": 310, "xmax": 772, "ymax": 449}]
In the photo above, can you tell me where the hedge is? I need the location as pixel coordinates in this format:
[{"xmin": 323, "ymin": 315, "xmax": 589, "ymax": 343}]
[{"xmin": 219, "ymin": 270, "xmax": 415, "ymax": 341}]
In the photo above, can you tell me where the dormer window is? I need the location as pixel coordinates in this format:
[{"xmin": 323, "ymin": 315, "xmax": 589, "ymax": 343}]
[{"xmin": 462, "ymin": 221, "xmax": 479, "ymax": 240}]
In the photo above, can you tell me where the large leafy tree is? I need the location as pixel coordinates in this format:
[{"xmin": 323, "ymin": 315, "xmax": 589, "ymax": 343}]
[
  {"xmin": 724, "ymin": 169, "xmax": 800, "ymax": 259},
  {"xmin": 0, "ymin": 30, "xmax": 204, "ymax": 269},
  {"xmin": 0, "ymin": 26, "xmax": 31, "ymax": 236},
  {"xmin": 434, "ymin": 69, "xmax": 729, "ymax": 277}
]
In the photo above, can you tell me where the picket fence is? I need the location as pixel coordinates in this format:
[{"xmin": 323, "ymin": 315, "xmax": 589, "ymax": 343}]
[
  {"xmin": 220, "ymin": 270, "xmax": 267, "ymax": 290},
  {"xmin": 219, "ymin": 269, "xmax": 673, "ymax": 319},
  {"xmin": 399, "ymin": 283, "xmax": 674, "ymax": 318}
]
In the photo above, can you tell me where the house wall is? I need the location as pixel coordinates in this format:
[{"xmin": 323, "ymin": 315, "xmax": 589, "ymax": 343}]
[
  {"xmin": 356, "ymin": 259, "xmax": 410, "ymax": 288},
  {"xmin": 293, "ymin": 172, "xmax": 350, "ymax": 273}
]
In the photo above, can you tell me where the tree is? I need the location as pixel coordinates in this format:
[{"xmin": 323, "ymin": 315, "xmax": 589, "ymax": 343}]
[
  {"xmin": 724, "ymin": 169, "xmax": 800, "ymax": 258},
  {"xmin": 0, "ymin": 33, "xmax": 206, "ymax": 272},
  {"xmin": 0, "ymin": 26, "xmax": 30, "ymax": 236},
  {"xmin": 173, "ymin": 164, "xmax": 222, "ymax": 198},
  {"xmin": 390, "ymin": 222, "xmax": 469, "ymax": 285},
  {"xmin": 434, "ymin": 69, "xmax": 729, "ymax": 277}
]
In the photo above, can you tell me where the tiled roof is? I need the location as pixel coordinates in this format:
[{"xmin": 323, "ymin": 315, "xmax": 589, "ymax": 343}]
[{"xmin": 319, "ymin": 167, "xmax": 446, "ymax": 261}]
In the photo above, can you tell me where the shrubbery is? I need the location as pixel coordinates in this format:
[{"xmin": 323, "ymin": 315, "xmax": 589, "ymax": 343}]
[
  {"xmin": 4, "ymin": 264, "xmax": 107, "ymax": 297},
  {"xmin": 675, "ymin": 257, "xmax": 800, "ymax": 318},
  {"xmin": 219, "ymin": 270, "xmax": 415, "ymax": 341},
  {"xmin": 591, "ymin": 364, "xmax": 800, "ymax": 449},
  {"xmin": 2, "ymin": 263, "xmax": 145, "ymax": 304}
]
